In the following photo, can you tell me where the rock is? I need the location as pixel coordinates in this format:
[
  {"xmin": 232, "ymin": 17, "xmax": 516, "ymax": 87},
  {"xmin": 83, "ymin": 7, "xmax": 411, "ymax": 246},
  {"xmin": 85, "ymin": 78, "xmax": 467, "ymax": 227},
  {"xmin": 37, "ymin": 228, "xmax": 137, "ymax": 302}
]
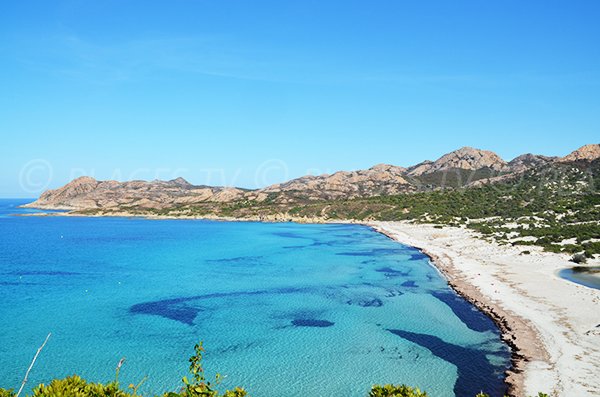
[
  {"xmin": 407, "ymin": 147, "xmax": 508, "ymax": 176},
  {"xmin": 24, "ymin": 178, "xmax": 245, "ymax": 210},
  {"xmin": 507, "ymin": 153, "xmax": 557, "ymax": 173},
  {"xmin": 560, "ymin": 144, "xmax": 600, "ymax": 162},
  {"xmin": 260, "ymin": 163, "xmax": 414, "ymax": 201}
]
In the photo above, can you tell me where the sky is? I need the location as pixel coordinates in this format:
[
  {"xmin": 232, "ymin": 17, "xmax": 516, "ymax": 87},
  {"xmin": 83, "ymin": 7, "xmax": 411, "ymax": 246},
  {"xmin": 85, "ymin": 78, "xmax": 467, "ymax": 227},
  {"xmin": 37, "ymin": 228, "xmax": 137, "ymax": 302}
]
[{"xmin": 1, "ymin": 0, "xmax": 599, "ymax": 197}]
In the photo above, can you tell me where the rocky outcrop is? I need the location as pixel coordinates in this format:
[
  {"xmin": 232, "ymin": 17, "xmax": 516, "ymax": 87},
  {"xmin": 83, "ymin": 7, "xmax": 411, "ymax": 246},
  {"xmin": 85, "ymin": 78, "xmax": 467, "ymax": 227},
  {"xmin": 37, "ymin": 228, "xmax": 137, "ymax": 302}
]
[
  {"xmin": 560, "ymin": 144, "xmax": 600, "ymax": 163},
  {"xmin": 24, "ymin": 176, "xmax": 246, "ymax": 210},
  {"xmin": 407, "ymin": 147, "xmax": 508, "ymax": 176},
  {"xmin": 261, "ymin": 164, "xmax": 413, "ymax": 201},
  {"xmin": 507, "ymin": 154, "xmax": 557, "ymax": 173}
]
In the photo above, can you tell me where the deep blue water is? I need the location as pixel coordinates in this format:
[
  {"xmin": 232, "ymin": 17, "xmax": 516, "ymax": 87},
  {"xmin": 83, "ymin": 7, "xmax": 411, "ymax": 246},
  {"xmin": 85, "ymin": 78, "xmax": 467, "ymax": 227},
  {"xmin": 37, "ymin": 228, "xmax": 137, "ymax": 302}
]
[{"xmin": 0, "ymin": 199, "xmax": 510, "ymax": 397}]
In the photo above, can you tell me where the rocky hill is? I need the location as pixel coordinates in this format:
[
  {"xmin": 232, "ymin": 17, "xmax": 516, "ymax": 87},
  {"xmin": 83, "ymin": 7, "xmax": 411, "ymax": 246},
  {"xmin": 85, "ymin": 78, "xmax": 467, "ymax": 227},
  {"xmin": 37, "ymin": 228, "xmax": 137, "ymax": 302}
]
[
  {"xmin": 507, "ymin": 153, "xmax": 557, "ymax": 173},
  {"xmin": 559, "ymin": 143, "xmax": 600, "ymax": 162},
  {"xmin": 24, "ymin": 176, "xmax": 246, "ymax": 210},
  {"xmin": 407, "ymin": 147, "xmax": 508, "ymax": 176},
  {"xmin": 260, "ymin": 164, "xmax": 414, "ymax": 202},
  {"xmin": 24, "ymin": 144, "xmax": 599, "ymax": 212}
]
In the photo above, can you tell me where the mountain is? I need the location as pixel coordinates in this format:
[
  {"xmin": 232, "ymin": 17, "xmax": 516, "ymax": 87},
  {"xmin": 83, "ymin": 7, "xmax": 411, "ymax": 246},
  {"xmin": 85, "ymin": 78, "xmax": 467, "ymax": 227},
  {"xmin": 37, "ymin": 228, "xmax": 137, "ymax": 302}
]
[
  {"xmin": 24, "ymin": 176, "xmax": 246, "ymax": 210},
  {"xmin": 559, "ymin": 144, "xmax": 600, "ymax": 163},
  {"xmin": 507, "ymin": 153, "xmax": 557, "ymax": 173},
  {"xmin": 25, "ymin": 144, "xmax": 598, "ymax": 212},
  {"xmin": 407, "ymin": 147, "xmax": 508, "ymax": 176},
  {"xmin": 260, "ymin": 164, "xmax": 413, "ymax": 202}
]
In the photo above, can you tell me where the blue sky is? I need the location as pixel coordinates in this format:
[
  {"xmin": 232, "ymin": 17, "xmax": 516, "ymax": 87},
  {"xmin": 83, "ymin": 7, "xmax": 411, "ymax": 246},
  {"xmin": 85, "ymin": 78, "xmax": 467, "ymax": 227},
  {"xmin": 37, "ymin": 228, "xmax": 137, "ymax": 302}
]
[{"xmin": 1, "ymin": 0, "xmax": 599, "ymax": 197}]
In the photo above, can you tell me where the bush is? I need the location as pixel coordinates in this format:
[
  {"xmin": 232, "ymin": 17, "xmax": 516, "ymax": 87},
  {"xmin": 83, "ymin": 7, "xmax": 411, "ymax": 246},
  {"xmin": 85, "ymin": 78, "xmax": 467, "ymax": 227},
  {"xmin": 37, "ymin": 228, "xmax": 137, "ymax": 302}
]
[
  {"xmin": 177, "ymin": 342, "xmax": 247, "ymax": 397},
  {"xmin": 571, "ymin": 253, "xmax": 588, "ymax": 264},
  {"xmin": 32, "ymin": 376, "xmax": 132, "ymax": 397},
  {"xmin": 369, "ymin": 384, "xmax": 428, "ymax": 397}
]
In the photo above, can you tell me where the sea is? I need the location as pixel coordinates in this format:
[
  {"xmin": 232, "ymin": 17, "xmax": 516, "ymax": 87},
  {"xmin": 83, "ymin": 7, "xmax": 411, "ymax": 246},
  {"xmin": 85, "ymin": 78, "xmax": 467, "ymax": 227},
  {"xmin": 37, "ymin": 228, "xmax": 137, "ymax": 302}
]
[{"xmin": 0, "ymin": 199, "xmax": 510, "ymax": 397}]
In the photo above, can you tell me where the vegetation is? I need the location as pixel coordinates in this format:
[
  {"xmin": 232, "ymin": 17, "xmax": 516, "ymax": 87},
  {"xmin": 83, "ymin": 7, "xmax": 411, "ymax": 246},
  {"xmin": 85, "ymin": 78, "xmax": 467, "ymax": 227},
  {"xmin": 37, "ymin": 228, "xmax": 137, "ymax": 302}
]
[
  {"xmin": 368, "ymin": 384, "xmax": 428, "ymax": 397},
  {"xmin": 209, "ymin": 159, "xmax": 598, "ymax": 257},
  {"xmin": 74, "ymin": 159, "xmax": 599, "ymax": 258},
  {"xmin": 1, "ymin": 342, "xmax": 550, "ymax": 397}
]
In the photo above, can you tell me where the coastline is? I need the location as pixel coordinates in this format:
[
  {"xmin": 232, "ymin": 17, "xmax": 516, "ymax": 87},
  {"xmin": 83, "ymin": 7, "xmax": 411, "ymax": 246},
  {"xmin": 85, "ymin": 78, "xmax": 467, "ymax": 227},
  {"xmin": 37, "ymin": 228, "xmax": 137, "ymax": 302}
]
[
  {"xmin": 16, "ymin": 207, "xmax": 600, "ymax": 396},
  {"xmin": 370, "ymin": 221, "xmax": 600, "ymax": 397}
]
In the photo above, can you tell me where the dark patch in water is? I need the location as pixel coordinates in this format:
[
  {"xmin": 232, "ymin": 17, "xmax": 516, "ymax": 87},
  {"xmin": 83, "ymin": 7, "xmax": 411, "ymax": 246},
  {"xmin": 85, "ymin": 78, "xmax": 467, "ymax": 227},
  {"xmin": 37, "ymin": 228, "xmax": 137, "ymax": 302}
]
[
  {"xmin": 130, "ymin": 287, "xmax": 308, "ymax": 325},
  {"xmin": 272, "ymin": 232, "xmax": 309, "ymax": 239},
  {"xmin": 388, "ymin": 329, "xmax": 507, "ymax": 397},
  {"xmin": 215, "ymin": 342, "xmax": 258, "ymax": 355},
  {"xmin": 357, "ymin": 298, "xmax": 383, "ymax": 307},
  {"xmin": 375, "ymin": 267, "xmax": 409, "ymax": 278},
  {"xmin": 206, "ymin": 255, "xmax": 264, "ymax": 264},
  {"xmin": 401, "ymin": 280, "xmax": 417, "ymax": 288},
  {"xmin": 432, "ymin": 291, "xmax": 494, "ymax": 333},
  {"xmin": 130, "ymin": 299, "xmax": 201, "ymax": 325},
  {"xmin": 337, "ymin": 248, "xmax": 411, "ymax": 257},
  {"xmin": 309, "ymin": 240, "xmax": 339, "ymax": 247},
  {"xmin": 282, "ymin": 245, "xmax": 309, "ymax": 250},
  {"xmin": 292, "ymin": 319, "xmax": 334, "ymax": 327},
  {"xmin": 384, "ymin": 288, "xmax": 404, "ymax": 298},
  {"xmin": 410, "ymin": 253, "xmax": 428, "ymax": 261}
]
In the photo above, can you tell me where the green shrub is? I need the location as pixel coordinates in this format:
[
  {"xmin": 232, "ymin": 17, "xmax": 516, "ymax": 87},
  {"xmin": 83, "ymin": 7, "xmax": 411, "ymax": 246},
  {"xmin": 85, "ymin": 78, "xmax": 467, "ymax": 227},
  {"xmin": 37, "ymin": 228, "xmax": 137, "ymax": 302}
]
[
  {"xmin": 369, "ymin": 384, "xmax": 428, "ymax": 397},
  {"xmin": 32, "ymin": 375, "xmax": 133, "ymax": 397},
  {"xmin": 0, "ymin": 389, "xmax": 15, "ymax": 397},
  {"xmin": 571, "ymin": 253, "xmax": 588, "ymax": 264},
  {"xmin": 177, "ymin": 342, "xmax": 247, "ymax": 397}
]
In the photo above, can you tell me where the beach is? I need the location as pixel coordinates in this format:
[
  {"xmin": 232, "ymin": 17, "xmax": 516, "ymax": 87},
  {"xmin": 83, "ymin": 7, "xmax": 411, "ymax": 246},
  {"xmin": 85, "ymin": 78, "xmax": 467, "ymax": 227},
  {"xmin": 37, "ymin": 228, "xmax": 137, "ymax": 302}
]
[
  {"xmin": 13, "ymin": 207, "xmax": 600, "ymax": 396},
  {"xmin": 371, "ymin": 221, "xmax": 600, "ymax": 397}
]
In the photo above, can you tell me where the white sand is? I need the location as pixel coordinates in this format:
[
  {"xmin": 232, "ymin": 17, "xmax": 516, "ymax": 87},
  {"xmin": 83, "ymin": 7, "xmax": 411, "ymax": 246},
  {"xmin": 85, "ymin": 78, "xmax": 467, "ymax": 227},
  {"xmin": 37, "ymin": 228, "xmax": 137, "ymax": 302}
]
[{"xmin": 370, "ymin": 221, "xmax": 600, "ymax": 397}]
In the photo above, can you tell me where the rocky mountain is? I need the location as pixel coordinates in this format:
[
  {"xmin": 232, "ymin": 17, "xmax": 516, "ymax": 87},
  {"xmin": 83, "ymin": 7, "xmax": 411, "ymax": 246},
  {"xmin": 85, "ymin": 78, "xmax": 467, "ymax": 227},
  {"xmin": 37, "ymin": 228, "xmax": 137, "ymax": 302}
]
[
  {"xmin": 25, "ymin": 144, "xmax": 598, "ymax": 212},
  {"xmin": 24, "ymin": 176, "xmax": 246, "ymax": 210},
  {"xmin": 507, "ymin": 153, "xmax": 557, "ymax": 173},
  {"xmin": 261, "ymin": 164, "xmax": 413, "ymax": 202},
  {"xmin": 559, "ymin": 144, "xmax": 600, "ymax": 163},
  {"xmin": 407, "ymin": 147, "xmax": 508, "ymax": 176}
]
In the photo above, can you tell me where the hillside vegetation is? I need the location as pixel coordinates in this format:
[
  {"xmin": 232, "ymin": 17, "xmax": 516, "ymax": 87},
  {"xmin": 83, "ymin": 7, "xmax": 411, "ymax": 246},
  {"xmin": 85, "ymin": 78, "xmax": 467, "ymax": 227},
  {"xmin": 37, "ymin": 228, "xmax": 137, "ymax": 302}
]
[{"xmin": 97, "ymin": 159, "xmax": 598, "ymax": 258}]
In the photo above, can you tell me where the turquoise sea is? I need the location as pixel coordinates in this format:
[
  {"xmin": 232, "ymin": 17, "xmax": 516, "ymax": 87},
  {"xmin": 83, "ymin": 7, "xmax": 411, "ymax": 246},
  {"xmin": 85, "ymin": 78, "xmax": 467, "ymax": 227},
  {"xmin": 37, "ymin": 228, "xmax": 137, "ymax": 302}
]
[{"xmin": 0, "ymin": 199, "xmax": 509, "ymax": 397}]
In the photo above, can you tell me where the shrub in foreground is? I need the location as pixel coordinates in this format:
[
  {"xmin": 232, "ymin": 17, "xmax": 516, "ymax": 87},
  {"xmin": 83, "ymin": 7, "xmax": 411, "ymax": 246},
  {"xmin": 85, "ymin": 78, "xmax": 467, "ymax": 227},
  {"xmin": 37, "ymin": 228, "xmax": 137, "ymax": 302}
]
[{"xmin": 369, "ymin": 384, "xmax": 428, "ymax": 397}]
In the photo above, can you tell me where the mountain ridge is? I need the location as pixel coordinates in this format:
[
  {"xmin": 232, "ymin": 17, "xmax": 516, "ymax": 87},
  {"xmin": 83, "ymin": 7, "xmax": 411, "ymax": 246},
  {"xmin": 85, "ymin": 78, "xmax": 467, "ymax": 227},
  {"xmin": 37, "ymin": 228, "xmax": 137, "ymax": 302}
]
[{"xmin": 25, "ymin": 144, "xmax": 600, "ymax": 211}]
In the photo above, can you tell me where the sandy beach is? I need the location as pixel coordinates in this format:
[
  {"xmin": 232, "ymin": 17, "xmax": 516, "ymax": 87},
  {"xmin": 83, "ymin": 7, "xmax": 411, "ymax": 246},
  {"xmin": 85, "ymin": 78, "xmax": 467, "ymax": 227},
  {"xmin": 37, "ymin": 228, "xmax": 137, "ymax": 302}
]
[{"xmin": 371, "ymin": 221, "xmax": 600, "ymax": 397}]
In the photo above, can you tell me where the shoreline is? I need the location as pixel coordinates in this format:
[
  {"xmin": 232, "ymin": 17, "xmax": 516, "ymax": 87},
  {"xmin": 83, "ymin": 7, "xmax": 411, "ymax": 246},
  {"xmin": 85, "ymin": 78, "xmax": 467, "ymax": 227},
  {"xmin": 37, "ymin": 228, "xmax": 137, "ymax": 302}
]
[
  {"xmin": 369, "ymin": 223, "xmax": 535, "ymax": 397},
  {"xmin": 15, "ymin": 207, "xmax": 600, "ymax": 396},
  {"xmin": 370, "ymin": 221, "xmax": 600, "ymax": 397}
]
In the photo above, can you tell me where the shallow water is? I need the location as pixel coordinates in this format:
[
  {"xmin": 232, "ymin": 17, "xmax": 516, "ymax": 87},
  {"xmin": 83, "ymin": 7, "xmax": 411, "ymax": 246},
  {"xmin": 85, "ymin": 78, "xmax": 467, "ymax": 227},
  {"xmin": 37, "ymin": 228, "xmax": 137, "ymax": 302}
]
[
  {"xmin": 559, "ymin": 266, "xmax": 600, "ymax": 290},
  {"xmin": 0, "ymin": 199, "xmax": 509, "ymax": 397}
]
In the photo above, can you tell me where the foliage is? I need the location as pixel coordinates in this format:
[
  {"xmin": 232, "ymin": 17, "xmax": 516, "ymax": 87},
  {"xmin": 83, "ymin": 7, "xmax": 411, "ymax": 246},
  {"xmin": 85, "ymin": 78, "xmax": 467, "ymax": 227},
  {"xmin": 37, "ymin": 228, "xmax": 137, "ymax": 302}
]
[
  {"xmin": 571, "ymin": 253, "xmax": 588, "ymax": 264},
  {"xmin": 368, "ymin": 384, "xmax": 428, "ymax": 397},
  {"xmin": 177, "ymin": 342, "xmax": 247, "ymax": 397},
  {"xmin": 31, "ymin": 376, "xmax": 133, "ymax": 397}
]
